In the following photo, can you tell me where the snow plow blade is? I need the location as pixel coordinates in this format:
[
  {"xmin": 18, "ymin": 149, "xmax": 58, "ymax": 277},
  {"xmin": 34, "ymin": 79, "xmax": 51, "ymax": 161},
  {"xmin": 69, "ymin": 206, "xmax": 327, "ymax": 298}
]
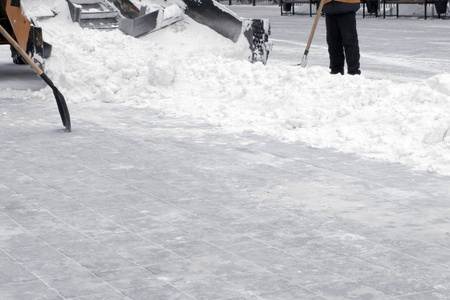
[
  {"xmin": 115, "ymin": 0, "xmax": 183, "ymax": 37},
  {"xmin": 66, "ymin": 0, "xmax": 182, "ymax": 37},
  {"xmin": 181, "ymin": 0, "xmax": 272, "ymax": 64},
  {"xmin": 66, "ymin": 0, "xmax": 120, "ymax": 29},
  {"xmin": 118, "ymin": 9, "xmax": 158, "ymax": 37},
  {"xmin": 182, "ymin": 0, "xmax": 242, "ymax": 43}
]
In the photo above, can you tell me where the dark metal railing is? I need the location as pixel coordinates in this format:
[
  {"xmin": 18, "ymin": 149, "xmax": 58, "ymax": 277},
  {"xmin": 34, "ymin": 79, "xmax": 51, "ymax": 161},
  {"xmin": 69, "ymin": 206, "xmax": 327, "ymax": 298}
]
[{"xmin": 216, "ymin": 0, "xmax": 279, "ymax": 6}]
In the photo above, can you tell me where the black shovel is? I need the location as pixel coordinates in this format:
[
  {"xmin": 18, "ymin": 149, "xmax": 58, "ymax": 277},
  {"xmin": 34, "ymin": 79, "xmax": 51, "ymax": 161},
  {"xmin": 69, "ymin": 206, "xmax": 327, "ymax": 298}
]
[{"xmin": 0, "ymin": 25, "xmax": 71, "ymax": 132}]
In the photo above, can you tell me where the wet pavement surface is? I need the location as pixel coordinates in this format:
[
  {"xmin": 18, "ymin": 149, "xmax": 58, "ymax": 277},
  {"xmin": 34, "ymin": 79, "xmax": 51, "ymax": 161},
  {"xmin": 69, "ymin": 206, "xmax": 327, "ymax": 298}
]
[{"xmin": 1, "ymin": 99, "xmax": 449, "ymax": 299}]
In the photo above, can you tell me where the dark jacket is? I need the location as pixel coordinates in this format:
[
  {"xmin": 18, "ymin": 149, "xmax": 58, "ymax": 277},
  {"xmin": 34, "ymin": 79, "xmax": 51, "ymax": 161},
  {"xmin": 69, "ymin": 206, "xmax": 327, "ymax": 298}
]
[{"xmin": 322, "ymin": 0, "xmax": 360, "ymax": 15}]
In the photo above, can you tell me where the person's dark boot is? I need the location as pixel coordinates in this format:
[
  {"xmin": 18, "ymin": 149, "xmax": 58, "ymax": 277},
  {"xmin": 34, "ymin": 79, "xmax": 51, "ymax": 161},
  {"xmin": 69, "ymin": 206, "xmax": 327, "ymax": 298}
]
[
  {"xmin": 348, "ymin": 70, "xmax": 361, "ymax": 75},
  {"xmin": 330, "ymin": 69, "xmax": 344, "ymax": 75}
]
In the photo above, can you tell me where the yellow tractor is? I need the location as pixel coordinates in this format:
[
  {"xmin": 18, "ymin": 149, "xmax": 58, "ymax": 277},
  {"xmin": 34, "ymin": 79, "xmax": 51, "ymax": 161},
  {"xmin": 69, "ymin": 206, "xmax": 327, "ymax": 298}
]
[
  {"xmin": 0, "ymin": 0, "xmax": 51, "ymax": 67},
  {"xmin": 0, "ymin": 0, "xmax": 70, "ymax": 131}
]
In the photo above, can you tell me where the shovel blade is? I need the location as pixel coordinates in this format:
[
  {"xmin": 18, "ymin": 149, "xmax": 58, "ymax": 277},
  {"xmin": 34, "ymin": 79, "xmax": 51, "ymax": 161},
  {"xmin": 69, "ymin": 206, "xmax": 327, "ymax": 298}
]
[
  {"xmin": 40, "ymin": 73, "xmax": 71, "ymax": 131},
  {"xmin": 53, "ymin": 88, "xmax": 72, "ymax": 132},
  {"xmin": 300, "ymin": 54, "xmax": 308, "ymax": 68}
]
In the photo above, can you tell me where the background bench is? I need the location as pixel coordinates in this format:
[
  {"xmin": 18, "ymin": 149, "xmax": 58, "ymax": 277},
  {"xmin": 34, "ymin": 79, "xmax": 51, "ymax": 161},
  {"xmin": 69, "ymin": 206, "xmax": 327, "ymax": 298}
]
[
  {"xmin": 279, "ymin": 0, "xmax": 448, "ymax": 18},
  {"xmin": 382, "ymin": 0, "xmax": 448, "ymax": 19},
  {"xmin": 280, "ymin": 0, "xmax": 318, "ymax": 16}
]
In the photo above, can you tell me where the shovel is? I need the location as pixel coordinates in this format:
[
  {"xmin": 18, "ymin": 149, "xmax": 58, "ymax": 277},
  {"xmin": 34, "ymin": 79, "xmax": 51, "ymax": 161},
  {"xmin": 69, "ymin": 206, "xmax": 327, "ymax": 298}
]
[
  {"xmin": 300, "ymin": 0, "xmax": 326, "ymax": 68},
  {"xmin": 0, "ymin": 25, "xmax": 71, "ymax": 132}
]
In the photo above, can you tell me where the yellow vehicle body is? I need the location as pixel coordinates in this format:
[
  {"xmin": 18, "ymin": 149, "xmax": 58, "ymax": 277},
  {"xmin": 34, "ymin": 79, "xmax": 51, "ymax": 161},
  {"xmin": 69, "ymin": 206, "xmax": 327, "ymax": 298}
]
[
  {"xmin": 0, "ymin": 0, "xmax": 30, "ymax": 49},
  {"xmin": 0, "ymin": 0, "xmax": 51, "ymax": 65}
]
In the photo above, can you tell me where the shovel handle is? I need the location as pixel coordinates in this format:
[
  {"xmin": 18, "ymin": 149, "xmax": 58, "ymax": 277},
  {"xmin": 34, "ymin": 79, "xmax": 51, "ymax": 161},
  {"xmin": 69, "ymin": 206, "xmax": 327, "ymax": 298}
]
[
  {"xmin": 0, "ymin": 25, "xmax": 44, "ymax": 75},
  {"xmin": 304, "ymin": 0, "xmax": 326, "ymax": 53}
]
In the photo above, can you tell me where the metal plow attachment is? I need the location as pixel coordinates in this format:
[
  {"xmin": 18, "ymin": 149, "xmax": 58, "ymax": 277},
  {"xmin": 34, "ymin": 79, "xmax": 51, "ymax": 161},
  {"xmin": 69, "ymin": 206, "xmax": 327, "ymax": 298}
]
[
  {"xmin": 66, "ymin": 0, "xmax": 182, "ymax": 37},
  {"xmin": 242, "ymin": 18, "xmax": 272, "ymax": 65},
  {"xmin": 66, "ymin": 0, "xmax": 272, "ymax": 64},
  {"xmin": 118, "ymin": 9, "xmax": 158, "ymax": 37},
  {"xmin": 182, "ymin": 0, "xmax": 272, "ymax": 64},
  {"xmin": 66, "ymin": 0, "xmax": 119, "ymax": 30}
]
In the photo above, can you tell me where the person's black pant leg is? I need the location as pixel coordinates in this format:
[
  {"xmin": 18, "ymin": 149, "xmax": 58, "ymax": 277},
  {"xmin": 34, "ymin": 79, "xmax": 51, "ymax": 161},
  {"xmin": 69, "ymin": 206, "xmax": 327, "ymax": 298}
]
[
  {"xmin": 326, "ymin": 15, "xmax": 345, "ymax": 74},
  {"xmin": 337, "ymin": 12, "xmax": 360, "ymax": 74}
]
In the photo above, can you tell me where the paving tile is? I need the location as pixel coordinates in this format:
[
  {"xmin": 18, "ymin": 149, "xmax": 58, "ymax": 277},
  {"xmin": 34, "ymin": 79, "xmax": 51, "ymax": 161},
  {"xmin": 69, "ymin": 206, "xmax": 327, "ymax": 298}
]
[
  {"xmin": 308, "ymin": 254, "xmax": 387, "ymax": 281},
  {"xmin": 12, "ymin": 211, "xmax": 89, "ymax": 245},
  {"xmin": 52, "ymin": 239, "xmax": 114, "ymax": 259},
  {"xmin": 358, "ymin": 269, "xmax": 433, "ymax": 297},
  {"xmin": 167, "ymin": 218, "xmax": 239, "ymax": 242},
  {"xmin": 56, "ymin": 210, "xmax": 128, "ymax": 238},
  {"xmin": 121, "ymin": 284, "xmax": 195, "ymax": 300},
  {"xmin": 218, "ymin": 295, "xmax": 262, "ymax": 300},
  {"xmin": 163, "ymin": 239, "xmax": 229, "ymax": 259},
  {"xmin": 133, "ymin": 224, "xmax": 197, "ymax": 246},
  {"xmin": 32, "ymin": 195, "xmax": 89, "ymax": 214},
  {"xmin": 396, "ymin": 290, "xmax": 450, "ymax": 300},
  {"xmin": 45, "ymin": 273, "xmax": 116, "ymax": 299},
  {"xmin": 223, "ymin": 269, "xmax": 297, "ymax": 296},
  {"xmin": 205, "ymin": 233, "xmax": 268, "ymax": 253},
  {"xmin": 97, "ymin": 205, "xmax": 148, "ymax": 222},
  {"xmin": 318, "ymin": 232, "xmax": 390, "ymax": 257},
  {"xmin": 113, "ymin": 216, "xmax": 168, "ymax": 234},
  {"xmin": 259, "ymin": 287, "xmax": 327, "ymax": 300},
  {"xmin": 4, "ymin": 244, "xmax": 67, "ymax": 263},
  {"xmin": 0, "ymin": 213, "xmax": 46, "ymax": 249},
  {"xmin": 188, "ymin": 251, "xmax": 262, "ymax": 279},
  {"xmin": 0, "ymin": 250, "xmax": 37, "ymax": 284},
  {"xmin": 1, "ymin": 197, "xmax": 48, "ymax": 220},
  {"xmin": 144, "ymin": 258, "xmax": 211, "ymax": 284},
  {"xmin": 130, "ymin": 201, "xmax": 198, "ymax": 226},
  {"xmin": 94, "ymin": 231, "xmax": 153, "ymax": 251},
  {"xmin": 237, "ymin": 247, "xmax": 298, "ymax": 268},
  {"xmin": 33, "ymin": 227, "xmax": 89, "ymax": 246},
  {"xmin": 306, "ymin": 279, "xmax": 390, "ymax": 299},
  {"xmin": 75, "ymin": 251, "xmax": 138, "ymax": 273},
  {"xmin": 0, "ymin": 280, "xmax": 63, "ymax": 300},
  {"xmin": 397, "ymin": 244, "xmax": 450, "ymax": 266},
  {"xmin": 359, "ymin": 249, "xmax": 433, "ymax": 273},
  {"xmin": 22, "ymin": 257, "xmax": 93, "ymax": 281},
  {"xmin": 117, "ymin": 244, "xmax": 182, "ymax": 266},
  {"xmin": 94, "ymin": 266, "xmax": 164, "ymax": 290},
  {"xmin": 70, "ymin": 292, "xmax": 130, "ymax": 300},
  {"xmin": 108, "ymin": 189, "xmax": 158, "ymax": 205},
  {"xmin": 171, "ymin": 272, "xmax": 246, "ymax": 300},
  {"xmin": 366, "ymin": 232, "xmax": 445, "ymax": 252},
  {"xmin": 394, "ymin": 265, "xmax": 450, "ymax": 293},
  {"xmin": 70, "ymin": 192, "xmax": 127, "ymax": 210},
  {"xmin": 264, "ymin": 257, "xmax": 341, "ymax": 286}
]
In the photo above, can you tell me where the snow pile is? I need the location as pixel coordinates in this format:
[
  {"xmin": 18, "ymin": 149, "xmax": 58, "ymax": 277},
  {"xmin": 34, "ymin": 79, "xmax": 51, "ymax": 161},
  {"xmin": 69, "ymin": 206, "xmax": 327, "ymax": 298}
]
[{"xmin": 7, "ymin": 0, "xmax": 450, "ymax": 175}]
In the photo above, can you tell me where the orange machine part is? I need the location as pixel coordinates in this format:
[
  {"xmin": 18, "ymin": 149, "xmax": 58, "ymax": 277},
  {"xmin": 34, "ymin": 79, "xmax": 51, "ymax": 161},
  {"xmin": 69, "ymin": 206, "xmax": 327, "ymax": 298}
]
[{"xmin": 5, "ymin": 0, "xmax": 30, "ymax": 49}]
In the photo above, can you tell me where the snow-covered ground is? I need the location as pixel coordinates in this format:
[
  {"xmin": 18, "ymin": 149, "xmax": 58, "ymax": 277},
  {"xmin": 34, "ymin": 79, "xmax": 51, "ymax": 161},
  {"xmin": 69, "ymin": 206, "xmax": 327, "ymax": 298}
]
[{"xmin": 3, "ymin": 0, "xmax": 450, "ymax": 176}]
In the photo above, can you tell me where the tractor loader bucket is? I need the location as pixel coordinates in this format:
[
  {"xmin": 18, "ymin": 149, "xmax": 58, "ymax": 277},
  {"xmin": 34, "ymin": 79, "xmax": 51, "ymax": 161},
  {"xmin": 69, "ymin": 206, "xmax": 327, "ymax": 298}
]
[
  {"xmin": 242, "ymin": 18, "xmax": 272, "ymax": 65},
  {"xmin": 109, "ymin": 0, "xmax": 139, "ymax": 18},
  {"xmin": 66, "ymin": 0, "xmax": 120, "ymax": 29},
  {"xmin": 181, "ymin": 0, "xmax": 272, "ymax": 64},
  {"xmin": 118, "ymin": 9, "xmax": 159, "ymax": 37},
  {"xmin": 0, "ymin": 0, "xmax": 52, "ymax": 67},
  {"xmin": 118, "ymin": 5, "xmax": 184, "ymax": 37},
  {"xmin": 182, "ymin": 0, "xmax": 242, "ymax": 43},
  {"xmin": 110, "ymin": 0, "xmax": 182, "ymax": 37},
  {"xmin": 66, "ymin": 0, "xmax": 182, "ymax": 37}
]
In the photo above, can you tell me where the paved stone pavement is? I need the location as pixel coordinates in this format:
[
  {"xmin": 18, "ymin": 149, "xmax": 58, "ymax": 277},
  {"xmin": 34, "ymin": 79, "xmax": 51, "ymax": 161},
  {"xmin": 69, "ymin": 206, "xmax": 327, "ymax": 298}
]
[{"xmin": 1, "ymin": 96, "xmax": 450, "ymax": 300}]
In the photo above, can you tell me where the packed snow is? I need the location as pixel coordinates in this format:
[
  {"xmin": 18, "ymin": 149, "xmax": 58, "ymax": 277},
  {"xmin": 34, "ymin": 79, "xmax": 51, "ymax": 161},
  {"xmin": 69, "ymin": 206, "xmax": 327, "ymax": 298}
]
[{"xmin": 3, "ymin": 0, "xmax": 450, "ymax": 176}]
